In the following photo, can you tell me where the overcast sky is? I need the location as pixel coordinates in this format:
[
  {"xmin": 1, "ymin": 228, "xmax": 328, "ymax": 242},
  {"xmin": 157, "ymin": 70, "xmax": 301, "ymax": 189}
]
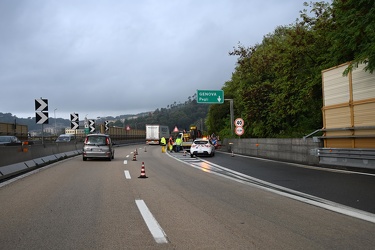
[{"xmin": 1, "ymin": 0, "xmax": 309, "ymax": 120}]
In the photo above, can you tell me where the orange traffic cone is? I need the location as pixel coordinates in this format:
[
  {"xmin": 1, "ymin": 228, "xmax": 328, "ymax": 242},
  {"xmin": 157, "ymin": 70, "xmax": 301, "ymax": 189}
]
[
  {"xmin": 132, "ymin": 151, "xmax": 137, "ymax": 161},
  {"xmin": 138, "ymin": 162, "xmax": 148, "ymax": 178}
]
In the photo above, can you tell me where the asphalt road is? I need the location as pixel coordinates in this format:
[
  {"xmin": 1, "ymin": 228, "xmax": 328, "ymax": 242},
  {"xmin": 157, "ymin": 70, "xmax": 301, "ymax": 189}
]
[
  {"xmin": 205, "ymin": 151, "xmax": 375, "ymax": 214},
  {"xmin": 1, "ymin": 144, "xmax": 374, "ymax": 249}
]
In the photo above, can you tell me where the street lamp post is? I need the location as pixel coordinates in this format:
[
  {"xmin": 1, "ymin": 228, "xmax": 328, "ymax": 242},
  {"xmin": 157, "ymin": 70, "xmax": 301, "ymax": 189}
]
[{"xmin": 54, "ymin": 108, "xmax": 57, "ymax": 135}]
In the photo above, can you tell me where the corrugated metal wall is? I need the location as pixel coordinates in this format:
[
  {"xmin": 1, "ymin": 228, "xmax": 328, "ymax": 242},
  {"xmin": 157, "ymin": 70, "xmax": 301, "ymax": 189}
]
[{"xmin": 322, "ymin": 62, "xmax": 375, "ymax": 148}]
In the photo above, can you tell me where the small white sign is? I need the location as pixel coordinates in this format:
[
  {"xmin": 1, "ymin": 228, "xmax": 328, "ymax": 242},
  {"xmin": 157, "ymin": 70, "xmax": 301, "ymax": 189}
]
[{"xmin": 235, "ymin": 126, "xmax": 244, "ymax": 136}]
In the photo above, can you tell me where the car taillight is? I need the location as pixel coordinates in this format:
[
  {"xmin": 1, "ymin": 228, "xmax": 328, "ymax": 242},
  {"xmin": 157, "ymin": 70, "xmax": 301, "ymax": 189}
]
[
  {"xmin": 106, "ymin": 138, "xmax": 110, "ymax": 145},
  {"xmin": 84, "ymin": 137, "xmax": 88, "ymax": 144}
]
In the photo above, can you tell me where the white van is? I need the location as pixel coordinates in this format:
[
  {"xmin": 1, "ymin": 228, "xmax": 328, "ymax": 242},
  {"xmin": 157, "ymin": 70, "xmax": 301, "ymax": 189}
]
[{"xmin": 56, "ymin": 134, "xmax": 75, "ymax": 142}]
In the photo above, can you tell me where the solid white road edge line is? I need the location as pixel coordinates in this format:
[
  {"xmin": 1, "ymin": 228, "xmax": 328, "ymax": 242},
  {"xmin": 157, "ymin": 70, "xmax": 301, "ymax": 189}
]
[
  {"xmin": 166, "ymin": 153, "xmax": 375, "ymax": 224},
  {"xmin": 135, "ymin": 199, "xmax": 168, "ymax": 244},
  {"xmin": 124, "ymin": 170, "xmax": 131, "ymax": 179}
]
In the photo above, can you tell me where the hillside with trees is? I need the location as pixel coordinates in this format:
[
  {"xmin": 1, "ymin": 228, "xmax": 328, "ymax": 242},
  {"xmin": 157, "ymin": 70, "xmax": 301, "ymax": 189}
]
[
  {"xmin": 115, "ymin": 93, "xmax": 210, "ymax": 133},
  {"xmin": 206, "ymin": 0, "xmax": 375, "ymax": 138}
]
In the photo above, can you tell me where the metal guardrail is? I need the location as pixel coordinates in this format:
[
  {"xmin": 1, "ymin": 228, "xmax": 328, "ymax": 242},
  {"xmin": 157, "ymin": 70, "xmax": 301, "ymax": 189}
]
[{"xmin": 318, "ymin": 148, "xmax": 375, "ymax": 170}]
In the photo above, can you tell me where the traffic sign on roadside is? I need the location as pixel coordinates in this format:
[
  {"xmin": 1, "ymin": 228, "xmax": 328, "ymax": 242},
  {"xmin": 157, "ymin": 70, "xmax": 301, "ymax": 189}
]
[
  {"xmin": 234, "ymin": 118, "xmax": 244, "ymax": 127},
  {"xmin": 196, "ymin": 90, "xmax": 224, "ymax": 104},
  {"xmin": 35, "ymin": 98, "xmax": 49, "ymax": 124},
  {"xmin": 235, "ymin": 126, "xmax": 244, "ymax": 136},
  {"xmin": 89, "ymin": 119, "xmax": 95, "ymax": 133},
  {"xmin": 105, "ymin": 121, "xmax": 109, "ymax": 131},
  {"xmin": 36, "ymin": 111, "xmax": 49, "ymax": 124},
  {"xmin": 70, "ymin": 113, "xmax": 79, "ymax": 129}
]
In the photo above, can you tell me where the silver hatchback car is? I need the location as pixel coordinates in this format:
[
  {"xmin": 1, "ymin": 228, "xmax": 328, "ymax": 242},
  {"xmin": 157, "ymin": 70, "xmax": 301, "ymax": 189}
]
[{"xmin": 82, "ymin": 134, "xmax": 114, "ymax": 161}]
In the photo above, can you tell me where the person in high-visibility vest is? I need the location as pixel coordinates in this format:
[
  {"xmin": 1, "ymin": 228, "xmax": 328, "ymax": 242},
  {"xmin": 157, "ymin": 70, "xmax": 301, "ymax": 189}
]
[
  {"xmin": 168, "ymin": 136, "xmax": 174, "ymax": 152},
  {"xmin": 175, "ymin": 137, "xmax": 182, "ymax": 152},
  {"xmin": 160, "ymin": 136, "xmax": 166, "ymax": 153}
]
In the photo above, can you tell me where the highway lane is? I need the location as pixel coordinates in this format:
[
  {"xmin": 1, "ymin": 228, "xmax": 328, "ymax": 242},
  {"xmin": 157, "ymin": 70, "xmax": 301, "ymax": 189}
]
[
  {"xmin": 198, "ymin": 151, "xmax": 375, "ymax": 214},
  {"xmin": 1, "ymin": 144, "xmax": 375, "ymax": 249}
]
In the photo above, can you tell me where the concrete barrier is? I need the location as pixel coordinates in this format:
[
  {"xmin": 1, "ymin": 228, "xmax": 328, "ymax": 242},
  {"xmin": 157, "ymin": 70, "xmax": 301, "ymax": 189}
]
[
  {"xmin": 0, "ymin": 142, "xmax": 83, "ymax": 180},
  {"xmin": 0, "ymin": 139, "xmax": 144, "ymax": 180},
  {"xmin": 223, "ymin": 138, "xmax": 323, "ymax": 166},
  {"xmin": 0, "ymin": 142, "xmax": 83, "ymax": 168},
  {"xmin": 222, "ymin": 138, "xmax": 375, "ymax": 170},
  {"xmin": 0, "ymin": 150, "xmax": 82, "ymax": 180}
]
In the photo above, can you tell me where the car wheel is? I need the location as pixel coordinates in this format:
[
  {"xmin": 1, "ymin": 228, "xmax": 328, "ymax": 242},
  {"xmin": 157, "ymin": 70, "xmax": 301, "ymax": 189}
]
[
  {"xmin": 112, "ymin": 153, "xmax": 114, "ymax": 159},
  {"xmin": 190, "ymin": 153, "xmax": 194, "ymax": 158},
  {"xmin": 83, "ymin": 156, "xmax": 87, "ymax": 161}
]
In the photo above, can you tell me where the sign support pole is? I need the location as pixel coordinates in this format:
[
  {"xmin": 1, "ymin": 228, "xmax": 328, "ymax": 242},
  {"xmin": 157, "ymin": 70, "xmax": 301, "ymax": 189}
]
[{"xmin": 225, "ymin": 99, "xmax": 234, "ymax": 136}]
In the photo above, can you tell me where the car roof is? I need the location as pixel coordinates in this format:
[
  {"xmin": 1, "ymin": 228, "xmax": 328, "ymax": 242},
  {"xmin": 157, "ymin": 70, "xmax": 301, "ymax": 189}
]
[{"xmin": 86, "ymin": 134, "xmax": 110, "ymax": 137}]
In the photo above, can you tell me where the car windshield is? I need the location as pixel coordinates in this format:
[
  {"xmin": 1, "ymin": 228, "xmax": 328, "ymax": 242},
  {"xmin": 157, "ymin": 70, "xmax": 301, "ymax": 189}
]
[
  {"xmin": 57, "ymin": 136, "xmax": 70, "ymax": 142},
  {"xmin": 86, "ymin": 136, "xmax": 107, "ymax": 145}
]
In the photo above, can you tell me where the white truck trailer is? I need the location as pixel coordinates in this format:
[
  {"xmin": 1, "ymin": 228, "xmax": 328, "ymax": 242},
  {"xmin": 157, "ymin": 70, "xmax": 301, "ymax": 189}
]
[{"xmin": 145, "ymin": 124, "xmax": 170, "ymax": 145}]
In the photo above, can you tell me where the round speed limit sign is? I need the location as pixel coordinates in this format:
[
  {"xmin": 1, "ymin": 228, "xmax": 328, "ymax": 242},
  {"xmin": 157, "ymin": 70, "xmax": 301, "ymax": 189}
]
[{"xmin": 234, "ymin": 118, "xmax": 244, "ymax": 127}]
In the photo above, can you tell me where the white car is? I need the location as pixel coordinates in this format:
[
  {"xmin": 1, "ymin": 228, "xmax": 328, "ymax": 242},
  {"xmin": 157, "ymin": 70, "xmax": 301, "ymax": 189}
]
[{"xmin": 190, "ymin": 138, "xmax": 215, "ymax": 157}]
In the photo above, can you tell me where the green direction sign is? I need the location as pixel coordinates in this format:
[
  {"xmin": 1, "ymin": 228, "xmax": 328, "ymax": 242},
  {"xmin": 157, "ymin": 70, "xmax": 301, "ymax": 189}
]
[{"xmin": 197, "ymin": 90, "xmax": 224, "ymax": 104}]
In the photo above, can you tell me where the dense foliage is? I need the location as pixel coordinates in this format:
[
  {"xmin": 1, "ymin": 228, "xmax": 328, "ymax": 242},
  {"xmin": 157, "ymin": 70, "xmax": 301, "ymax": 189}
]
[{"xmin": 206, "ymin": 0, "xmax": 375, "ymax": 138}]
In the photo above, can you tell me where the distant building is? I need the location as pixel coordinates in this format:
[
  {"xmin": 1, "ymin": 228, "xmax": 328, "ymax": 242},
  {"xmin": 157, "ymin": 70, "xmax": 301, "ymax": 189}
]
[{"xmin": 65, "ymin": 128, "xmax": 85, "ymax": 137}]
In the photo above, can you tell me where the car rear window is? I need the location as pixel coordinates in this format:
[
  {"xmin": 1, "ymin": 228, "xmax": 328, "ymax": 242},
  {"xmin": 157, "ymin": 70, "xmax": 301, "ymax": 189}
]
[
  {"xmin": 86, "ymin": 136, "xmax": 107, "ymax": 145},
  {"xmin": 194, "ymin": 140, "xmax": 208, "ymax": 145}
]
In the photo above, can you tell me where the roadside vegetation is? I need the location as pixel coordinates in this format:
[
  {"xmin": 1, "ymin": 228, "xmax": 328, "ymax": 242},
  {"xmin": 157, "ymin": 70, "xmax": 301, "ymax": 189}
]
[{"xmin": 207, "ymin": 0, "xmax": 375, "ymax": 138}]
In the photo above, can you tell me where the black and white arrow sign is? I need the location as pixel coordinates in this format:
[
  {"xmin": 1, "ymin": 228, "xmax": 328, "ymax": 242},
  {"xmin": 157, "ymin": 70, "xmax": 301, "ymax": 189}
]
[
  {"xmin": 70, "ymin": 113, "xmax": 79, "ymax": 121},
  {"xmin": 105, "ymin": 120, "xmax": 109, "ymax": 131},
  {"xmin": 71, "ymin": 121, "xmax": 79, "ymax": 129},
  {"xmin": 35, "ymin": 98, "xmax": 49, "ymax": 124},
  {"xmin": 35, "ymin": 99, "xmax": 48, "ymax": 111},
  {"xmin": 36, "ymin": 111, "xmax": 49, "ymax": 124},
  {"xmin": 70, "ymin": 113, "xmax": 79, "ymax": 129},
  {"xmin": 89, "ymin": 119, "xmax": 95, "ymax": 133}
]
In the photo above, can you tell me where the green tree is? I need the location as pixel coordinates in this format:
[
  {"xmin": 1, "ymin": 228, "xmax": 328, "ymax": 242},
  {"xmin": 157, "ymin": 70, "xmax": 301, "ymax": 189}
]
[
  {"xmin": 211, "ymin": 1, "xmax": 334, "ymax": 138},
  {"xmin": 329, "ymin": 0, "xmax": 375, "ymax": 73}
]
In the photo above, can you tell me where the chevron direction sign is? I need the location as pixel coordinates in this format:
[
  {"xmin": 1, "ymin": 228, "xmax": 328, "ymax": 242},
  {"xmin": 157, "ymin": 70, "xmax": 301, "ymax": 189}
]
[
  {"xmin": 104, "ymin": 120, "xmax": 109, "ymax": 131},
  {"xmin": 35, "ymin": 111, "xmax": 49, "ymax": 124},
  {"xmin": 70, "ymin": 113, "xmax": 79, "ymax": 129},
  {"xmin": 35, "ymin": 99, "xmax": 49, "ymax": 124},
  {"xmin": 89, "ymin": 119, "xmax": 95, "ymax": 133}
]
